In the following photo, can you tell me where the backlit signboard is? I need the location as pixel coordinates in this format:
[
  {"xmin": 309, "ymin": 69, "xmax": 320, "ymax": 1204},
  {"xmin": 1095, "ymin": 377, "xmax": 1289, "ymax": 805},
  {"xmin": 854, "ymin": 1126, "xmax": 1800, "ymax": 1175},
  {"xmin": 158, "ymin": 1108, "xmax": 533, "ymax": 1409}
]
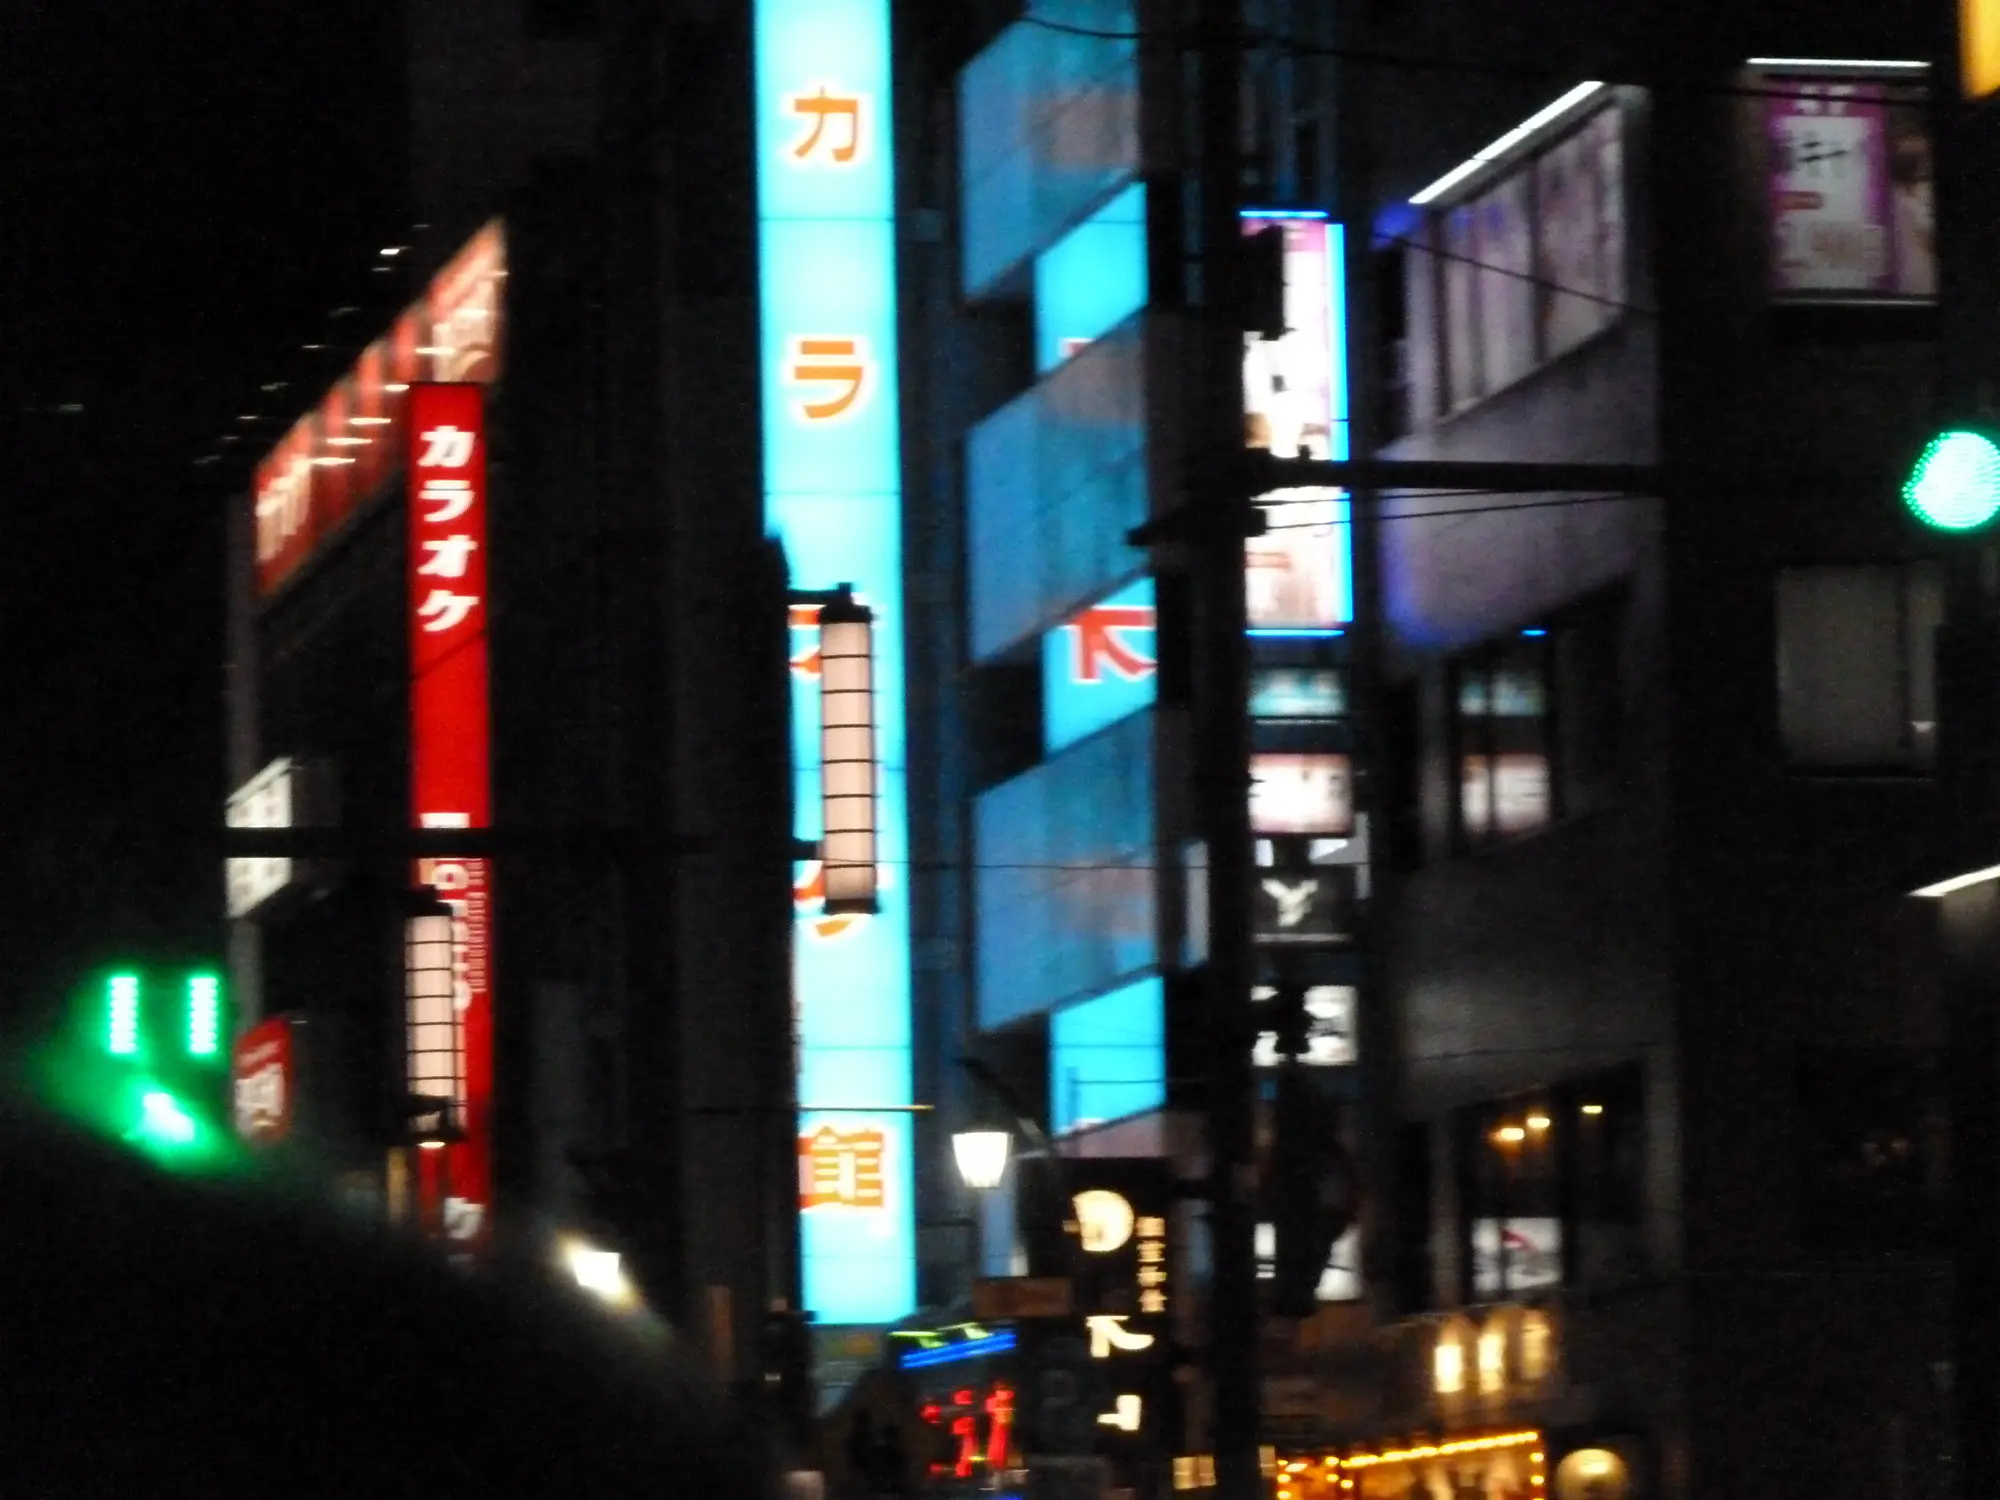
[
  {"xmin": 757, "ymin": 0, "xmax": 915, "ymax": 1324},
  {"xmin": 1250, "ymin": 666, "xmax": 1345, "ymax": 720},
  {"xmin": 1043, "ymin": 576, "xmax": 1157, "ymax": 754},
  {"xmin": 1242, "ymin": 214, "xmax": 1351, "ymax": 632},
  {"xmin": 1250, "ymin": 753, "xmax": 1353, "ymax": 836},
  {"xmin": 1766, "ymin": 75, "xmax": 1933, "ymax": 298},
  {"xmin": 1250, "ymin": 985, "xmax": 1357, "ymax": 1068},
  {"xmin": 407, "ymin": 382, "xmax": 494, "ymax": 1258},
  {"xmin": 225, "ymin": 758, "xmax": 296, "ymax": 918},
  {"xmin": 254, "ymin": 222, "xmax": 505, "ymax": 599},
  {"xmin": 232, "ymin": 1016, "xmax": 294, "ymax": 1146},
  {"xmin": 1249, "ymin": 489, "xmax": 1351, "ymax": 629}
]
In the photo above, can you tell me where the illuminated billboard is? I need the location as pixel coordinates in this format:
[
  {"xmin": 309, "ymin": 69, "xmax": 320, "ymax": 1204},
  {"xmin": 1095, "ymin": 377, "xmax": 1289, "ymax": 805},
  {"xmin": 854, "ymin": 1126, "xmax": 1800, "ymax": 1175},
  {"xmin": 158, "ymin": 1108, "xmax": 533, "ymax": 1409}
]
[
  {"xmin": 1241, "ymin": 214, "xmax": 1350, "ymax": 632},
  {"xmin": 757, "ymin": 0, "xmax": 915, "ymax": 1324},
  {"xmin": 254, "ymin": 222, "xmax": 506, "ymax": 600},
  {"xmin": 1250, "ymin": 753, "xmax": 1353, "ymax": 836},
  {"xmin": 407, "ymin": 383, "xmax": 494, "ymax": 1257},
  {"xmin": 1043, "ymin": 575, "xmax": 1156, "ymax": 754}
]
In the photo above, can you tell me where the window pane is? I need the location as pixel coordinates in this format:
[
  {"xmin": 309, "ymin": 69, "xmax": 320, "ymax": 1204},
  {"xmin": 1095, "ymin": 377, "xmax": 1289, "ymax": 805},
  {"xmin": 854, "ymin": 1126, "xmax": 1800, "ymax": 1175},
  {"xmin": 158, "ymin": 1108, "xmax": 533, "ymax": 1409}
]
[
  {"xmin": 1474, "ymin": 175, "xmax": 1535, "ymax": 391},
  {"xmin": 1456, "ymin": 642, "xmax": 1551, "ymax": 844},
  {"xmin": 1443, "ymin": 206, "xmax": 1481, "ymax": 407},
  {"xmin": 1777, "ymin": 567, "xmax": 1912, "ymax": 768},
  {"xmin": 1536, "ymin": 109, "xmax": 1623, "ymax": 357}
]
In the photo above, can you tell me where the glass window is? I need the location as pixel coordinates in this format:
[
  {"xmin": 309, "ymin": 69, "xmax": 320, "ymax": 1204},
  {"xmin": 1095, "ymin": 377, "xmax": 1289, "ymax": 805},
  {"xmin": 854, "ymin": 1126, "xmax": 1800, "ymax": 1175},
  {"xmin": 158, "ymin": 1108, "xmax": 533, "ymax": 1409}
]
[
  {"xmin": 1453, "ymin": 638, "xmax": 1553, "ymax": 849},
  {"xmin": 1449, "ymin": 592, "xmax": 1625, "ymax": 853},
  {"xmin": 1432, "ymin": 105, "xmax": 1626, "ymax": 415},
  {"xmin": 1562, "ymin": 1066, "xmax": 1647, "ymax": 1284},
  {"xmin": 1776, "ymin": 564, "xmax": 1941, "ymax": 771},
  {"xmin": 1462, "ymin": 1096, "xmax": 1563, "ymax": 1299}
]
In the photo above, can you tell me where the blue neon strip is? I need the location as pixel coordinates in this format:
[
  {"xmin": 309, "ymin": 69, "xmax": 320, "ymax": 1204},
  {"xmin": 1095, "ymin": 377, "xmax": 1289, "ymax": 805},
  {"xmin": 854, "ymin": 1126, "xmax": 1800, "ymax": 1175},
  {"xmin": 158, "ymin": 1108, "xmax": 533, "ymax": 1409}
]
[
  {"xmin": 1249, "ymin": 628, "xmax": 1346, "ymax": 639},
  {"xmin": 756, "ymin": 0, "xmax": 915, "ymax": 1327},
  {"xmin": 1240, "ymin": 207, "xmax": 1331, "ymax": 220},
  {"xmin": 898, "ymin": 1331, "xmax": 1020, "ymax": 1370},
  {"xmin": 1521, "ymin": 627, "xmax": 1548, "ymax": 637}
]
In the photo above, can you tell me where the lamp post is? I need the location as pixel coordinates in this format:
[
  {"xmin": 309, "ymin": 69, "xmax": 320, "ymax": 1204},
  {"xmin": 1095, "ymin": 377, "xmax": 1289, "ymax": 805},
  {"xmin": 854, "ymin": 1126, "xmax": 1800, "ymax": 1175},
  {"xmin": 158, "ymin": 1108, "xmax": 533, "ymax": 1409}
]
[{"xmin": 952, "ymin": 1123, "xmax": 1013, "ymax": 1193}]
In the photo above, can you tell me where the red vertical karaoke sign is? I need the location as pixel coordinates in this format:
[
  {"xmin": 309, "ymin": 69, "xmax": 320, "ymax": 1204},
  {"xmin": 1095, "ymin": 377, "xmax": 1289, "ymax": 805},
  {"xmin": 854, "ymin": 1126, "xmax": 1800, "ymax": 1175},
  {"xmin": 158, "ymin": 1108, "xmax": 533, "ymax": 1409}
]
[{"xmin": 407, "ymin": 382, "xmax": 494, "ymax": 1254}]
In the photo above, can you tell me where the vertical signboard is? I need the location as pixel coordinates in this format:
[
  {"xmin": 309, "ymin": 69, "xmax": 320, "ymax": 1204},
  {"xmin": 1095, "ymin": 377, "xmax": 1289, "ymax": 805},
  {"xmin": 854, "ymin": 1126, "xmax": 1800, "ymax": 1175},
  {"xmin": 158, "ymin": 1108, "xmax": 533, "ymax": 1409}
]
[
  {"xmin": 757, "ymin": 0, "xmax": 916, "ymax": 1322},
  {"xmin": 1240, "ymin": 214, "xmax": 1351, "ymax": 632},
  {"xmin": 407, "ymin": 382, "xmax": 494, "ymax": 1255}
]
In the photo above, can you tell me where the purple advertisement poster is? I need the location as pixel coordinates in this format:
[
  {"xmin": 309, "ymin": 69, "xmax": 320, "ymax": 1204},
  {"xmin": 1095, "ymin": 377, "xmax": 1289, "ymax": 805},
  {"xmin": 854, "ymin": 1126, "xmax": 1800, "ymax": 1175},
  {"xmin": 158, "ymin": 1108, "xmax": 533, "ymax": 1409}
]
[{"xmin": 1768, "ymin": 78, "xmax": 1934, "ymax": 297}]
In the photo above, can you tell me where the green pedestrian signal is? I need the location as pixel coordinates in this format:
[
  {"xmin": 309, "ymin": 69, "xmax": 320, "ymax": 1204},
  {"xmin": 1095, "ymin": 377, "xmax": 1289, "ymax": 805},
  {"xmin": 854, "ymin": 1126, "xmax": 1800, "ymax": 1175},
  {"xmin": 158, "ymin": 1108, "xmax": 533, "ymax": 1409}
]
[
  {"xmin": 1905, "ymin": 429, "xmax": 2000, "ymax": 532},
  {"xmin": 107, "ymin": 974, "xmax": 140, "ymax": 1056},
  {"xmin": 187, "ymin": 974, "xmax": 222, "ymax": 1058}
]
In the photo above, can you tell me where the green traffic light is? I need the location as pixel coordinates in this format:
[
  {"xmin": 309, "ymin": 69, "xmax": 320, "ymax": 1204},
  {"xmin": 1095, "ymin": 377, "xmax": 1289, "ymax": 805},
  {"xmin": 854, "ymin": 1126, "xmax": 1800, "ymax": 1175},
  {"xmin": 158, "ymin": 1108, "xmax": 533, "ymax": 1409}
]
[{"xmin": 1905, "ymin": 429, "xmax": 2000, "ymax": 532}]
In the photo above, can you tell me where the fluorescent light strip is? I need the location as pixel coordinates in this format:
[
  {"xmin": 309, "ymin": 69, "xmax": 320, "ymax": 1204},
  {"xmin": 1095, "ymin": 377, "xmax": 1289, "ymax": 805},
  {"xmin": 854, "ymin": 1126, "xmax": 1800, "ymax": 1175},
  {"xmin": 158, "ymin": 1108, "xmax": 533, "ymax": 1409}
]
[
  {"xmin": 1912, "ymin": 864, "xmax": 2000, "ymax": 899},
  {"xmin": 1248, "ymin": 627, "xmax": 1345, "ymax": 639},
  {"xmin": 1747, "ymin": 57, "xmax": 1928, "ymax": 70},
  {"xmin": 897, "ymin": 1331, "xmax": 1018, "ymax": 1370},
  {"xmin": 1241, "ymin": 207, "xmax": 1330, "ymax": 221},
  {"xmin": 1410, "ymin": 81, "xmax": 1607, "ymax": 206}
]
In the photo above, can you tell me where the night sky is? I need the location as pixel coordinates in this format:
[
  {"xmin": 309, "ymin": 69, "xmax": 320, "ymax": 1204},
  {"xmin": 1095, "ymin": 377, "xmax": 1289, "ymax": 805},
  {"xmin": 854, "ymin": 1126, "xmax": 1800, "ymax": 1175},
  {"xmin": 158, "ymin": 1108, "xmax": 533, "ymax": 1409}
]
[{"xmin": 0, "ymin": 3, "xmax": 405, "ymax": 1033}]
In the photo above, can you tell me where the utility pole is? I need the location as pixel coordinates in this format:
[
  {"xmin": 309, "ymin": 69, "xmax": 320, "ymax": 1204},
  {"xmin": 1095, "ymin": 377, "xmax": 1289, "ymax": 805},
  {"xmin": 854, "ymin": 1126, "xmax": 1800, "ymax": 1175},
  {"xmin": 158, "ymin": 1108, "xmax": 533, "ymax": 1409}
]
[
  {"xmin": 1191, "ymin": 0, "xmax": 1262, "ymax": 1495},
  {"xmin": 1933, "ymin": 4, "xmax": 2000, "ymax": 1497}
]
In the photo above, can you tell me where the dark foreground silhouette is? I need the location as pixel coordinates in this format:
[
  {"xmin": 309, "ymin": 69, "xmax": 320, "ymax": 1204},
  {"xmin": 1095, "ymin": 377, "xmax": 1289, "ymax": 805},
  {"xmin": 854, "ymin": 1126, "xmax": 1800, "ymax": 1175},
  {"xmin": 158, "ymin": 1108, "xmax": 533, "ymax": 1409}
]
[{"xmin": 0, "ymin": 1095, "xmax": 775, "ymax": 1499}]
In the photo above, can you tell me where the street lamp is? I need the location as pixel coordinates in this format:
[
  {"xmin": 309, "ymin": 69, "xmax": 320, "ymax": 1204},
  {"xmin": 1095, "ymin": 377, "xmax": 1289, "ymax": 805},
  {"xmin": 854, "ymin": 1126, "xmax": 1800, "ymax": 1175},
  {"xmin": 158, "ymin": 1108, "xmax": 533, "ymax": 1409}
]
[
  {"xmin": 952, "ymin": 1126, "xmax": 1013, "ymax": 1192},
  {"xmin": 817, "ymin": 589, "xmax": 879, "ymax": 916},
  {"xmin": 402, "ymin": 887, "xmax": 462, "ymax": 1144}
]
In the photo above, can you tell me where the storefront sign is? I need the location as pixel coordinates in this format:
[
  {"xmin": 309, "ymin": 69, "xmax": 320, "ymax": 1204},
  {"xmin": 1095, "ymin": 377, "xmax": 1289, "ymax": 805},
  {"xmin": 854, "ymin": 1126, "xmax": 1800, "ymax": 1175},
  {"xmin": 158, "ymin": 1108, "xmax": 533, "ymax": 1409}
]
[
  {"xmin": 757, "ymin": 0, "xmax": 915, "ymax": 1324},
  {"xmin": 225, "ymin": 758, "xmax": 296, "ymax": 918},
  {"xmin": 1242, "ymin": 213, "xmax": 1350, "ymax": 633},
  {"xmin": 407, "ymin": 382, "xmax": 494, "ymax": 1256},
  {"xmin": 231, "ymin": 1016, "xmax": 294, "ymax": 1145}
]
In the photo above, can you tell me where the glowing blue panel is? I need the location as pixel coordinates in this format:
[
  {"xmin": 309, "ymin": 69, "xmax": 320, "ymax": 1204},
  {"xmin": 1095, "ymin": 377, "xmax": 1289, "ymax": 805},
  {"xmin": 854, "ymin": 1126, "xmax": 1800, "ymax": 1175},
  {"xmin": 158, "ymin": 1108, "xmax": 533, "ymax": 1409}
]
[
  {"xmin": 1043, "ymin": 576, "xmax": 1156, "ymax": 754},
  {"xmin": 757, "ymin": 0, "xmax": 913, "ymax": 1326},
  {"xmin": 958, "ymin": 4, "xmax": 1139, "ymax": 296},
  {"xmin": 1035, "ymin": 183, "xmax": 1149, "ymax": 373},
  {"xmin": 1050, "ymin": 976, "xmax": 1166, "ymax": 1134},
  {"xmin": 977, "ymin": 710, "xmax": 1156, "ymax": 1027}
]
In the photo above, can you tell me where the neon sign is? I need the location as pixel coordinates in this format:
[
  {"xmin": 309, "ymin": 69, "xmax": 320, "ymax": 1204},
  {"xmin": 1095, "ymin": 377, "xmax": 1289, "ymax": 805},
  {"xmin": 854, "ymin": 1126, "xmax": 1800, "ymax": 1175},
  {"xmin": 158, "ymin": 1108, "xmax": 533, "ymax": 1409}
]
[{"xmin": 756, "ymin": 0, "xmax": 914, "ymax": 1324}]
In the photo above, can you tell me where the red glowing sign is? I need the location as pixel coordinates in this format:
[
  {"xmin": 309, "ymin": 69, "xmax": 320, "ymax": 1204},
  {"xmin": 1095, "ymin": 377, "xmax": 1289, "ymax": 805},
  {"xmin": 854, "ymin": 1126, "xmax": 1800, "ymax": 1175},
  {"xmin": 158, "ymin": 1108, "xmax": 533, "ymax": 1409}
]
[
  {"xmin": 253, "ymin": 223, "xmax": 504, "ymax": 599},
  {"xmin": 231, "ymin": 1017, "xmax": 294, "ymax": 1146},
  {"xmin": 921, "ymin": 1381, "xmax": 1016, "ymax": 1480},
  {"xmin": 409, "ymin": 381, "xmax": 494, "ymax": 1256}
]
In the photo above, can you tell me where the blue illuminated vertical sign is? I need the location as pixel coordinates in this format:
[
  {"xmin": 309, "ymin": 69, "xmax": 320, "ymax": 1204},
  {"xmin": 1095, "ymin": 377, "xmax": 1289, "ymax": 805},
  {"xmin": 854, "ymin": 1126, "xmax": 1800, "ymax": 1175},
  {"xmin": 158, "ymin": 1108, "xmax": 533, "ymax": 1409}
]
[{"xmin": 756, "ymin": 0, "xmax": 915, "ymax": 1323}]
